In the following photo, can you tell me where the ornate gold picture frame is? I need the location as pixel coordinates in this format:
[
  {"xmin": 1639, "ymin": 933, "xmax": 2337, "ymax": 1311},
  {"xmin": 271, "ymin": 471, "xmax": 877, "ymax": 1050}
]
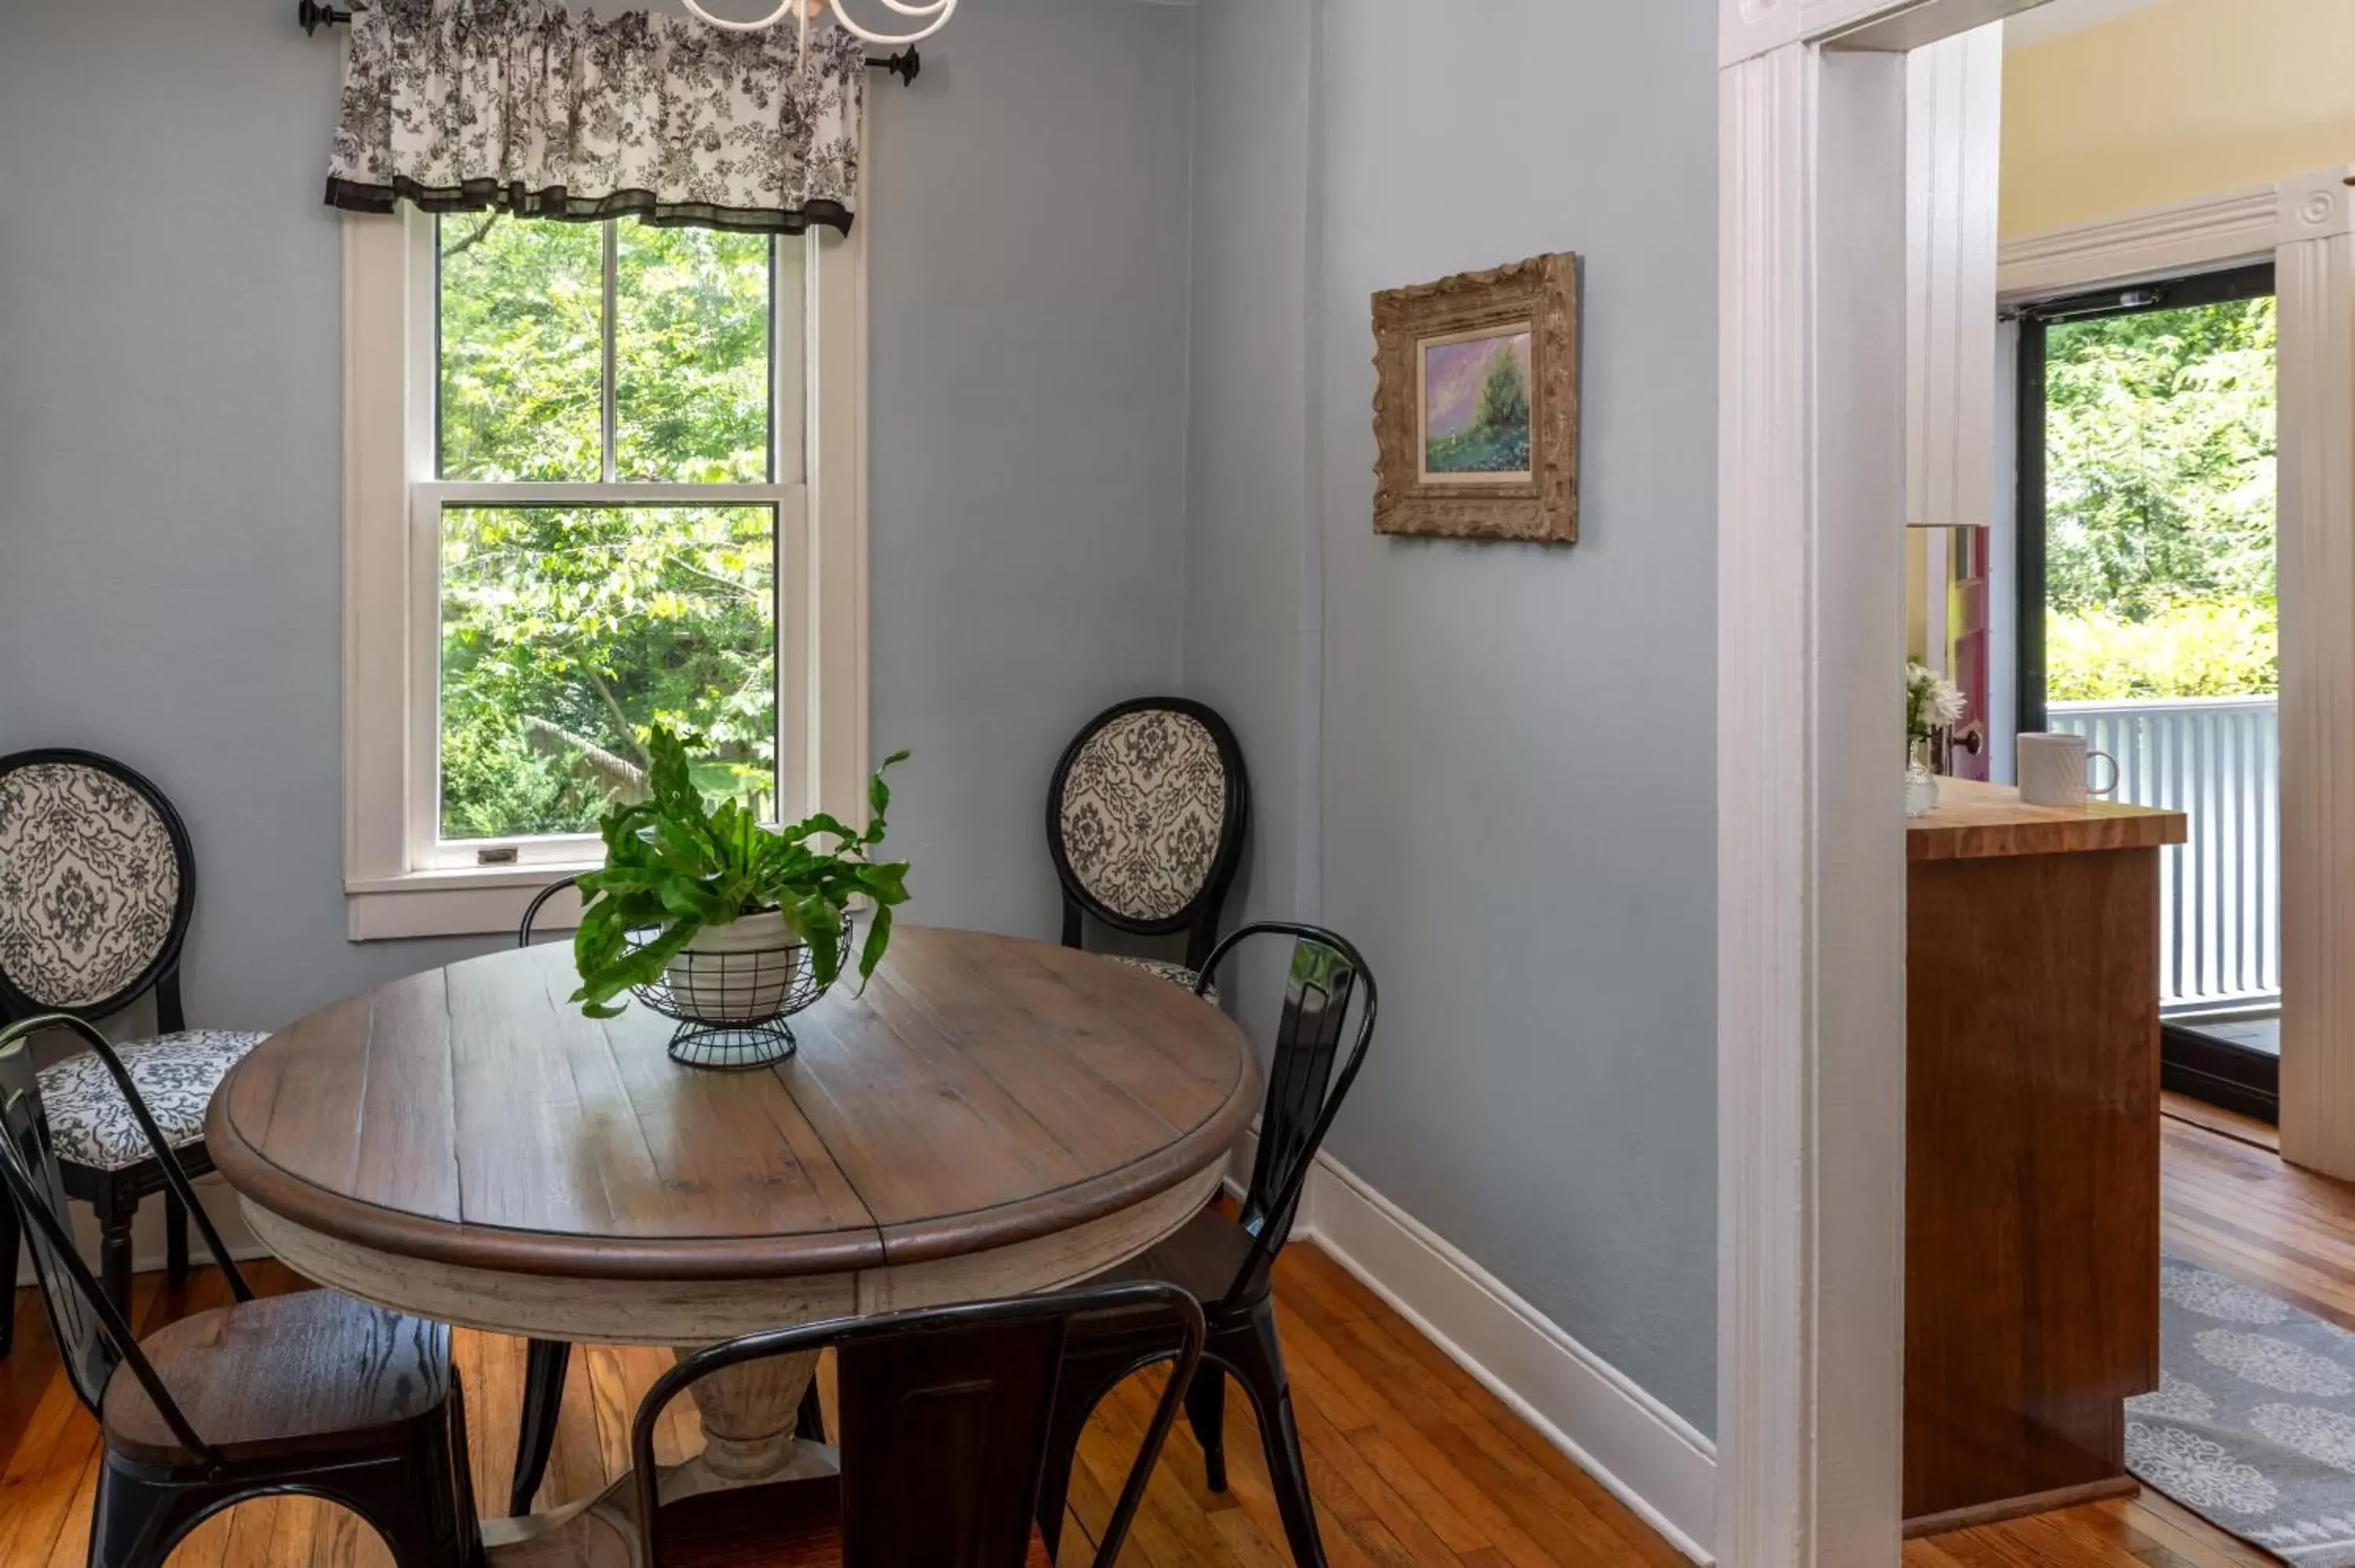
[{"xmin": 1372, "ymin": 252, "xmax": 1579, "ymax": 544}]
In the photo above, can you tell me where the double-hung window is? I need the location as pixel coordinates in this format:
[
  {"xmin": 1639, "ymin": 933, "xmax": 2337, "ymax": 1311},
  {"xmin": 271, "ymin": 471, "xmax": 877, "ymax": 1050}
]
[{"xmin": 343, "ymin": 207, "xmax": 867, "ymax": 939}]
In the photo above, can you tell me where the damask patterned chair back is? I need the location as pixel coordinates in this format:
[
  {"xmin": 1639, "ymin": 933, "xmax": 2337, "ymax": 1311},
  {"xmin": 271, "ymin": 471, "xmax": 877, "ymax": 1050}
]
[
  {"xmin": 1046, "ymin": 698, "xmax": 1249, "ymax": 975},
  {"xmin": 0, "ymin": 750, "xmax": 196, "ymax": 1026}
]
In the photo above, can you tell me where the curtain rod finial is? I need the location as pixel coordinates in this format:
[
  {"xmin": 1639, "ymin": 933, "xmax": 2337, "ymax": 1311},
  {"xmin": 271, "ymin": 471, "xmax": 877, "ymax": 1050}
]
[
  {"xmin": 298, "ymin": 0, "xmax": 357, "ymax": 37},
  {"xmin": 868, "ymin": 47, "xmax": 919, "ymax": 86}
]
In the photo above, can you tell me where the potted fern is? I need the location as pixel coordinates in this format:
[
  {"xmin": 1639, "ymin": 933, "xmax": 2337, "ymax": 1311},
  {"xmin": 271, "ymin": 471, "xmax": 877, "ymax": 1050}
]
[{"xmin": 570, "ymin": 726, "xmax": 911, "ymax": 1028}]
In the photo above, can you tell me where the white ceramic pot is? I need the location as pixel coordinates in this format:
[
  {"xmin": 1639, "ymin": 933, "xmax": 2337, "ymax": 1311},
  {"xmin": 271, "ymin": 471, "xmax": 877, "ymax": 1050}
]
[{"xmin": 665, "ymin": 909, "xmax": 809, "ymax": 1023}]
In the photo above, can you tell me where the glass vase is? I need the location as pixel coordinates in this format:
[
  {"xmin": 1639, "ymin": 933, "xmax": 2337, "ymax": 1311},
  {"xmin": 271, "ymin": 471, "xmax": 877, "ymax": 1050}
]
[{"xmin": 1905, "ymin": 736, "xmax": 1940, "ymax": 818}]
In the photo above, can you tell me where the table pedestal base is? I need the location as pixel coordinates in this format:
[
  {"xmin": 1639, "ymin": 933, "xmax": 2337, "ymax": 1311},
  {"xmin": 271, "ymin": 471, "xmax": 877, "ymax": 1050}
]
[{"xmin": 484, "ymin": 1347, "xmax": 832, "ymax": 1568}]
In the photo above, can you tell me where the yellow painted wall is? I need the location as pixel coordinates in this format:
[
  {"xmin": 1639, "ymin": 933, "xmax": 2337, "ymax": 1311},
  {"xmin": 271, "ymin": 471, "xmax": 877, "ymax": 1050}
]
[{"xmin": 2003, "ymin": 0, "xmax": 2355, "ymax": 237}]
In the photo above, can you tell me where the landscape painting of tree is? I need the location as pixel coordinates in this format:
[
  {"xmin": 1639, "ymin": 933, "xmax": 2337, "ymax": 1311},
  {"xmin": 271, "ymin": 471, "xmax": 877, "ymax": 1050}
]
[
  {"xmin": 1372, "ymin": 251, "xmax": 1577, "ymax": 542},
  {"xmin": 1422, "ymin": 328, "xmax": 1533, "ymax": 478}
]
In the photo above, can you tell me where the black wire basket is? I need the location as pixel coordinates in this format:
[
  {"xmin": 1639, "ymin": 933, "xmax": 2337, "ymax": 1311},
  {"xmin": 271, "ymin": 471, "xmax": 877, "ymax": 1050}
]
[{"xmin": 626, "ymin": 913, "xmax": 853, "ymax": 1070}]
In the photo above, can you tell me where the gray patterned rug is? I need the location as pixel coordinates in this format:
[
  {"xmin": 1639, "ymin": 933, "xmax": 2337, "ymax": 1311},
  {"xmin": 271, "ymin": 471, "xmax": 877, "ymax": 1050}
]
[{"xmin": 2130, "ymin": 1256, "xmax": 2355, "ymax": 1563}]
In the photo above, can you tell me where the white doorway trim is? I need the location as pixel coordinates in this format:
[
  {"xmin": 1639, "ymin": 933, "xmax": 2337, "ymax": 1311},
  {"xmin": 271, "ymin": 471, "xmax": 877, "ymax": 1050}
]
[{"xmin": 1716, "ymin": 5, "xmax": 2061, "ymax": 1564}]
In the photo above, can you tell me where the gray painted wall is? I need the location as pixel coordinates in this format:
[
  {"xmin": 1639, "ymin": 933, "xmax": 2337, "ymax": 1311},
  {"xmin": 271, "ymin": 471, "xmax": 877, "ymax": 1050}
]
[
  {"xmin": 867, "ymin": 0, "xmax": 1195, "ymax": 939},
  {"xmin": 1180, "ymin": 0, "xmax": 1319, "ymax": 1021},
  {"xmin": 1182, "ymin": 0, "xmax": 1721, "ymax": 1430},
  {"xmin": 0, "ymin": 0, "xmax": 1196, "ymax": 1032}
]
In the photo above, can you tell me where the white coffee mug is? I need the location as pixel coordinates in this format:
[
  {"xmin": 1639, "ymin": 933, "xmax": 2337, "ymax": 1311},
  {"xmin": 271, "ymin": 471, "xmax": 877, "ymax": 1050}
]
[{"xmin": 2017, "ymin": 731, "xmax": 2119, "ymax": 808}]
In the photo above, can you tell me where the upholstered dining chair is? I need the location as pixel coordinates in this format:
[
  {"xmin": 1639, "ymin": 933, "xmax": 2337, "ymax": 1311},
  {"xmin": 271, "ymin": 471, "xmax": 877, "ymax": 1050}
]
[
  {"xmin": 633, "ymin": 1282, "xmax": 1205, "ymax": 1568},
  {"xmin": 505, "ymin": 876, "xmax": 823, "ymax": 1517},
  {"xmin": 0, "ymin": 1013, "xmax": 483, "ymax": 1568},
  {"xmin": 1046, "ymin": 697, "xmax": 1250, "ymax": 994},
  {"xmin": 0, "ymin": 749, "xmax": 265, "ymax": 1347},
  {"xmin": 1034, "ymin": 922, "xmax": 1378, "ymax": 1568}
]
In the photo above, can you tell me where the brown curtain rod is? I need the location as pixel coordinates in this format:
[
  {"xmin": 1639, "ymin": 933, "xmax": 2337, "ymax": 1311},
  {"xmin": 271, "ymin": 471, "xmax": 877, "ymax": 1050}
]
[{"xmin": 293, "ymin": 1, "xmax": 922, "ymax": 84}]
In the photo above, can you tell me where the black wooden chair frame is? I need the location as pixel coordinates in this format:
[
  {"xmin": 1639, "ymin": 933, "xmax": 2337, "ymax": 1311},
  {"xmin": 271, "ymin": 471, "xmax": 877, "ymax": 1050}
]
[
  {"xmin": 634, "ymin": 1282, "xmax": 1205, "ymax": 1568},
  {"xmin": 1045, "ymin": 697, "xmax": 1251, "ymax": 975},
  {"xmin": 1036, "ymin": 921, "xmax": 1378, "ymax": 1568},
  {"xmin": 0, "ymin": 1013, "xmax": 481, "ymax": 1568},
  {"xmin": 0, "ymin": 749, "xmax": 210, "ymax": 1351}
]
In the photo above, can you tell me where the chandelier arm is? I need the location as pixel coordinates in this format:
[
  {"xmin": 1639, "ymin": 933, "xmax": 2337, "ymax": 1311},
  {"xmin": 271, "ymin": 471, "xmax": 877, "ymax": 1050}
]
[
  {"xmin": 823, "ymin": 0, "xmax": 955, "ymax": 45},
  {"xmin": 681, "ymin": 0, "xmax": 804, "ymax": 31}
]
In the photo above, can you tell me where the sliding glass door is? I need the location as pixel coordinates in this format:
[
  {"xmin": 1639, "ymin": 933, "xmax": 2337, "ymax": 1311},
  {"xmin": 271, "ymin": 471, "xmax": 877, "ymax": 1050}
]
[{"xmin": 2015, "ymin": 263, "xmax": 2280, "ymax": 1117}]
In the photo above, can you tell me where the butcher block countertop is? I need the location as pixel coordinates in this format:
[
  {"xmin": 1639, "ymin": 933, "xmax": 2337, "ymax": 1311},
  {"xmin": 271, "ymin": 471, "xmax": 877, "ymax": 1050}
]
[{"xmin": 1907, "ymin": 777, "xmax": 2189, "ymax": 862}]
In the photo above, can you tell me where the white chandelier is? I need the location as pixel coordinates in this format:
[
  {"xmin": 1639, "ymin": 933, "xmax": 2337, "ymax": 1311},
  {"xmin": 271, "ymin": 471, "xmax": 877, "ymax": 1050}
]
[{"xmin": 681, "ymin": 0, "xmax": 956, "ymax": 46}]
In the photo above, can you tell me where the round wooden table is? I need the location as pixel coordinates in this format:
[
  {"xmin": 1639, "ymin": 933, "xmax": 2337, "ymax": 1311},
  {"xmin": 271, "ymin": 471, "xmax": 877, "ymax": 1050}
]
[{"xmin": 206, "ymin": 925, "xmax": 1258, "ymax": 1566}]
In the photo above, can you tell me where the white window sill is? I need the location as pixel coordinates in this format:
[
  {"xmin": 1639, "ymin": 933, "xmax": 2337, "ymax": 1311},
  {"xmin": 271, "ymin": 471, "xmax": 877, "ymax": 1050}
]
[{"xmin": 345, "ymin": 866, "xmax": 591, "ymax": 942}]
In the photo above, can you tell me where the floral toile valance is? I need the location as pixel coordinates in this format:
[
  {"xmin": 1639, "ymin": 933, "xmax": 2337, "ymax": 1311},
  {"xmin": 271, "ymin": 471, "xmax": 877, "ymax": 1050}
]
[{"xmin": 326, "ymin": 0, "xmax": 864, "ymax": 235}]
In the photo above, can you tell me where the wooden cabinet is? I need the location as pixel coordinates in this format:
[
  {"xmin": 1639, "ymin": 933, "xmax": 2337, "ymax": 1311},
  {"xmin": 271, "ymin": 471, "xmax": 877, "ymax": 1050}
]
[{"xmin": 1903, "ymin": 779, "xmax": 2188, "ymax": 1534}]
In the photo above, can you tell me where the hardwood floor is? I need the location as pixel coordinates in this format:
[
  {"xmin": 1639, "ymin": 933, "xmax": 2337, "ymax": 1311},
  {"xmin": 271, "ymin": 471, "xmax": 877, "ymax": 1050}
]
[
  {"xmin": 0, "ymin": 1241, "xmax": 1684, "ymax": 1566},
  {"xmin": 5, "ymin": 1107, "xmax": 2346, "ymax": 1567}
]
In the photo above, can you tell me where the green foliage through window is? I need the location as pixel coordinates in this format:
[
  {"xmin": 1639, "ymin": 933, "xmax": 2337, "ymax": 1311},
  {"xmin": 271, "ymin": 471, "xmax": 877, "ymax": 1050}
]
[
  {"xmin": 2044, "ymin": 297, "xmax": 2276, "ymax": 700},
  {"xmin": 433, "ymin": 213, "xmax": 783, "ymax": 841}
]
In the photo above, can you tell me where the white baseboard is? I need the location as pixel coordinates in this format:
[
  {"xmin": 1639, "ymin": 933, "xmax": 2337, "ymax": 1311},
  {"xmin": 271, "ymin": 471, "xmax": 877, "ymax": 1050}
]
[{"xmin": 1230, "ymin": 1138, "xmax": 1718, "ymax": 1563}]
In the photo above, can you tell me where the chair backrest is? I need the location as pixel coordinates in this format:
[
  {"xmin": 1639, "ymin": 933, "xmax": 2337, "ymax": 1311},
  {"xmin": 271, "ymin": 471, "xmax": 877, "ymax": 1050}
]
[
  {"xmin": 519, "ymin": 875, "xmax": 581, "ymax": 947},
  {"xmin": 0, "ymin": 750, "xmax": 195, "ymax": 1026},
  {"xmin": 1046, "ymin": 698, "xmax": 1249, "ymax": 971},
  {"xmin": 633, "ymin": 1282, "xmax": 1205, "ymax": 1568},
  {"xmin": 0, "ymin": 1015, "xmax": 247, "ymax": 1453},
  {"xmin": 1204, "ymin": 923, "xmax": 1378, "ymax": 1307}
]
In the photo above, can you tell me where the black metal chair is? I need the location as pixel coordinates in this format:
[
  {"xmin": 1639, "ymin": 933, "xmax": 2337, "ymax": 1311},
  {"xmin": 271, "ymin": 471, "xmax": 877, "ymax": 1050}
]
[
  {"xmin": 1046, "ymin": 697, "xmax": 1249, "ymax": 995},
  {"xmin": 633, "ymin": 1281, "xmax": 1205, "ymax": 1568},
  {"xmin": 503, "ymin": 875, "xmax": 823, "ymax": 1516},
  {"xmin": 1035, "ymin": 922, "xmax": 1377, "ymax": 1568},
  {"xmin": 0, "ymin": 1013, "xmax": 483, "ymax": 1568},
  {"xmin": 0, "ymin": 749, "xmax": 265, "ymax": 1347}
]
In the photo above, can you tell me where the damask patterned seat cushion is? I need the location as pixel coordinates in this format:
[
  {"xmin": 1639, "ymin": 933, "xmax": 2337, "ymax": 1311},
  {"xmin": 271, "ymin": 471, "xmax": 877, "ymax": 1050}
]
[
  {"xmin": 1056, "ymin": 709, "xmax": 1229, "ymax": 923},
  {"xmin": 35, "ymin": 1030, "xmax": 265, "ymax": 1172},
  {"xmin": 0, "ymin": 760, "xmax": 184, "ymax": 1009},
  {"xmin": 1103, "ymin": 954, "xmax": 1218, "ymax": 1002}
]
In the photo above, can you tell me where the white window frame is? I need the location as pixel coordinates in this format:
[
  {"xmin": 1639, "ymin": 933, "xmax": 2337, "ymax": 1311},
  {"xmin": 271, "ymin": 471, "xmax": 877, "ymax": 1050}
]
[{"xmin": 341, "ymin": 201, "xmax": 869, "ymax": 941}]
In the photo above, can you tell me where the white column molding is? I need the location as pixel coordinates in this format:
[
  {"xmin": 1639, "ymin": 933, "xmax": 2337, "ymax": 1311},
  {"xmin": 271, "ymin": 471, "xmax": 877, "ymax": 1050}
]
[
  {"xmin": 1904, "ymin": 23, "xmax": 2003, "ymax": 533},
  {"xmin": 1717, "ymin": 42, "xmax": 1909, "ymax": 1568},
  {"xmin": 2275, "ymin": 166, "xmax": 2355, "ymax": 1178},
  {"xmin": 1717, "ymin": 46, "xmax": 1813, "ymax": 1566},
  {"xmin": 1719, "ymin": 3, "xmax": 2034, "ymax": 1563}
]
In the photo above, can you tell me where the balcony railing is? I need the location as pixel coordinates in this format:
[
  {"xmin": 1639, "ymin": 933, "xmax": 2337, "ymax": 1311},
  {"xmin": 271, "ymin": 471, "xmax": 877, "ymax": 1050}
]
[{"xmin": 2046, "ymin": 695, "xmax": 2280, "ymax": 1014}]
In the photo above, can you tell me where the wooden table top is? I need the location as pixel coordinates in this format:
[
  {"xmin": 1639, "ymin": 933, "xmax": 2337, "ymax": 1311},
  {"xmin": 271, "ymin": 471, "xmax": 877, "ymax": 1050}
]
[
  {"xmin": 1907, "ymin": 777, "xmax": 2189, "ymax": 862},
  {"xmin": 207, "ymin": 927, "xmax": 1260, "ymax": 1283}
]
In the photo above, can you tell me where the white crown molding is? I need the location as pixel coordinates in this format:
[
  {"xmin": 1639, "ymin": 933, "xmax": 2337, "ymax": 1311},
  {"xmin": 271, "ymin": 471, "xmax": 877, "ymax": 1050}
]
[
  {"xmin": 1997, "ymin": 186, "xmax": 2280, "ymax": 303},
  {"xmin": 2003, "ymin": 0, "xmax": 2162, "ymax": 48},
  {"xmin": 1224, "ymin": 1136, "xmax": 1718, "ymax": 1563},
  {"xmin": 1725, "ymin": 0, "xmax": 2061, "ymax": 67}
]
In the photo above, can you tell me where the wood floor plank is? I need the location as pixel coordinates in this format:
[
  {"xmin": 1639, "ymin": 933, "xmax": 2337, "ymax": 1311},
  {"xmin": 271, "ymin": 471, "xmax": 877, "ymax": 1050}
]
[{"xmin": 15, "ymin": 1120, "xmax": 2351, "ymax": 1568}]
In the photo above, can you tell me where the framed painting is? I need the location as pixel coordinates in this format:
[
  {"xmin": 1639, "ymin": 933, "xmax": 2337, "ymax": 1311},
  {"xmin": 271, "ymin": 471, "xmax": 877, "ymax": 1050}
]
[{"xmin": 1372, "ymin": 252, "xmax": 1579, "ymax": 543}]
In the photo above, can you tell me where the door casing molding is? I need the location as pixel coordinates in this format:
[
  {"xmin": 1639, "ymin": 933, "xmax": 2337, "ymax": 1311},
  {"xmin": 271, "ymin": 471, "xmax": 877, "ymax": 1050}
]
[{"xmin": 1716, "ymin": 5, "xmax": 2064, "ymax": 1564}]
